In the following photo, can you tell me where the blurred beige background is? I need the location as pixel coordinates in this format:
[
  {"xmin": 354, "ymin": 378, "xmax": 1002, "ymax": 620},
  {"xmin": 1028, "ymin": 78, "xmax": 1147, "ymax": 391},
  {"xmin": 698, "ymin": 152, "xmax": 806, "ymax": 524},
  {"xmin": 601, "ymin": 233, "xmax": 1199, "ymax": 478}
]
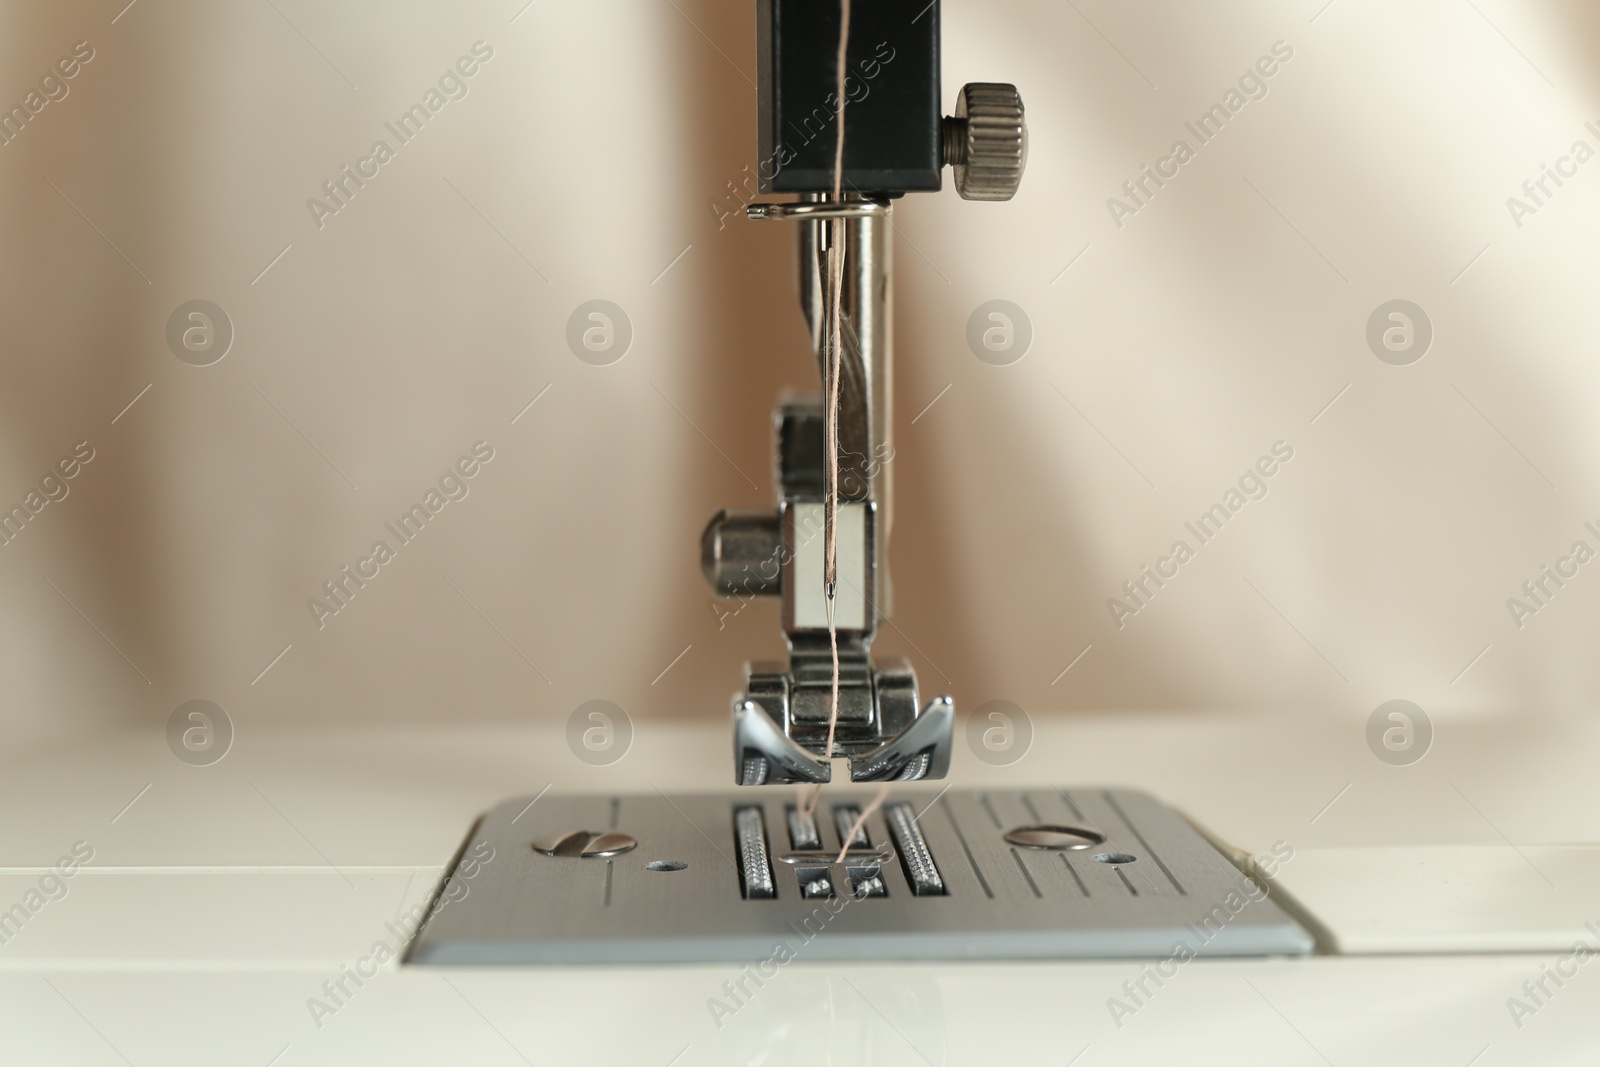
[{"xmin": 3, "ymin": 0, "xmax": 1599, "ymax": 756}]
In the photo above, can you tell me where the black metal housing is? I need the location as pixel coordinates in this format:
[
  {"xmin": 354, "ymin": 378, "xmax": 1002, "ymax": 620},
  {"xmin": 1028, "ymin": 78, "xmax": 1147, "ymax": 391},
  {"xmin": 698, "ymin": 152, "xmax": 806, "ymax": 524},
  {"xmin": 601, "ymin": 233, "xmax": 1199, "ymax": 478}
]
[{"xmin": 756, "ymin": 0, "xmax": 942, "ymax": 194}]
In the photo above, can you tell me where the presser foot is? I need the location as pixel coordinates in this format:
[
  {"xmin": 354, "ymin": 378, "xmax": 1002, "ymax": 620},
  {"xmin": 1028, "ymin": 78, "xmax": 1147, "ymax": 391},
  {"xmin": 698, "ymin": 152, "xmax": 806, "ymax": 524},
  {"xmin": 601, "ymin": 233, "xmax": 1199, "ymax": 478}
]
[{"xmin": 732, "ymin": 690, "xmax": 954, "ymax": 786}]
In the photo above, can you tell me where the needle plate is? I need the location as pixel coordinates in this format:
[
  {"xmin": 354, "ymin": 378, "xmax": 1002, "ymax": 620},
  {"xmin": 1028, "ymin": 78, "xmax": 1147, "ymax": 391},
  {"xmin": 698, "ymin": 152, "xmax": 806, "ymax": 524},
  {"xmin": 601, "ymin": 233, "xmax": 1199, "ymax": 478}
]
[{"xmin": 406, "ymin": 788, "xmax": 1313, "ymax": 964}]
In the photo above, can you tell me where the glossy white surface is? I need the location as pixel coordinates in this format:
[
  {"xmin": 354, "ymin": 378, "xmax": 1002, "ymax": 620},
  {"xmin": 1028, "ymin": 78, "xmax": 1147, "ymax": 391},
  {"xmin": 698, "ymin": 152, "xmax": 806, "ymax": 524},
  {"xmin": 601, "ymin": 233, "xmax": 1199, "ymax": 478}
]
[{"xmin": 1, "ymin": 715, "xmax": 1594, "ymax": 1064}]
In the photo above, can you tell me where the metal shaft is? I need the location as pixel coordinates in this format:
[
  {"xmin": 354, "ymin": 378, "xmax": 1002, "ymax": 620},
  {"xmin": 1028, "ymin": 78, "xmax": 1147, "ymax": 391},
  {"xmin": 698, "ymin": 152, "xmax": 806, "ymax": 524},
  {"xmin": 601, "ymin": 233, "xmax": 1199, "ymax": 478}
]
[{"xmin": 799, "ymin": 203, "xmax": 892, "ymax": 623}]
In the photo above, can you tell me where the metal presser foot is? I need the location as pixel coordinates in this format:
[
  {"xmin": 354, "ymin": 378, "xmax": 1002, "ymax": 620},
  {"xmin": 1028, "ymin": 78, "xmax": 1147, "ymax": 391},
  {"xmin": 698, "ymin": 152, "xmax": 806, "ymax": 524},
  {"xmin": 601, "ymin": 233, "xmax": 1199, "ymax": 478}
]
[
  {"xmin": 701, "ymin": 1, "xmax": 1028, "ymax": 786},
  {"xmin": 705, "ymin": 349, "xmax": 959, "ymax": 786}
]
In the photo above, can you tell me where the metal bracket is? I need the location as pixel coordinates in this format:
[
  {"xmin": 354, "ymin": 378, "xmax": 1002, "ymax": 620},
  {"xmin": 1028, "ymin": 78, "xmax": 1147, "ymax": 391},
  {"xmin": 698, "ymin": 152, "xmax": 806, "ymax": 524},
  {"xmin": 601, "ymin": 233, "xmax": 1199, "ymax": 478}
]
[{"xmin": 703, "ymin": 205, "xmax": 955, "ymax": 785}]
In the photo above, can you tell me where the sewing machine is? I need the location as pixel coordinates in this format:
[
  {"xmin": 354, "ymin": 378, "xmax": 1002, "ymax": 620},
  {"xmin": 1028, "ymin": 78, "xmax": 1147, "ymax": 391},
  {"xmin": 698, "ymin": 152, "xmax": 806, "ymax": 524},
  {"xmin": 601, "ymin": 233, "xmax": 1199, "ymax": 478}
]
[
  {"xmin": 405, "ymin": 0, "xmax": 1313, "ymax": 968},
  {"xmin": 10, "ymin": 3, "xmax": 1594, "ymax": 1064}
]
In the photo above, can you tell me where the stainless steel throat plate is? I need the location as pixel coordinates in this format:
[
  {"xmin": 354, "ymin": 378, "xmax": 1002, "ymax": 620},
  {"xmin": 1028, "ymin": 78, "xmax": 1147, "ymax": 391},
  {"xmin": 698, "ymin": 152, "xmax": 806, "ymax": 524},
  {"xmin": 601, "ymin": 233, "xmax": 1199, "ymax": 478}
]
[{"xmin": 406, "ymin": 788, "xmax": 1313, "ymax": 964}]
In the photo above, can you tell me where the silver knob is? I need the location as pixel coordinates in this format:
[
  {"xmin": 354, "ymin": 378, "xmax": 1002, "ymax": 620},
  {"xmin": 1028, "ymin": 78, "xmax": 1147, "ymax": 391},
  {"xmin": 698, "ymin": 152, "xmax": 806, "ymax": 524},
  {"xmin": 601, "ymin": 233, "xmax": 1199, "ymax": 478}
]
[
  {"xmin": 943, "ymin": 82, "xmax": 1027, "ymax": 202},
  {"xmin": 701, "ymin": 509, "xmax": 782, "ymax": 597}
]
